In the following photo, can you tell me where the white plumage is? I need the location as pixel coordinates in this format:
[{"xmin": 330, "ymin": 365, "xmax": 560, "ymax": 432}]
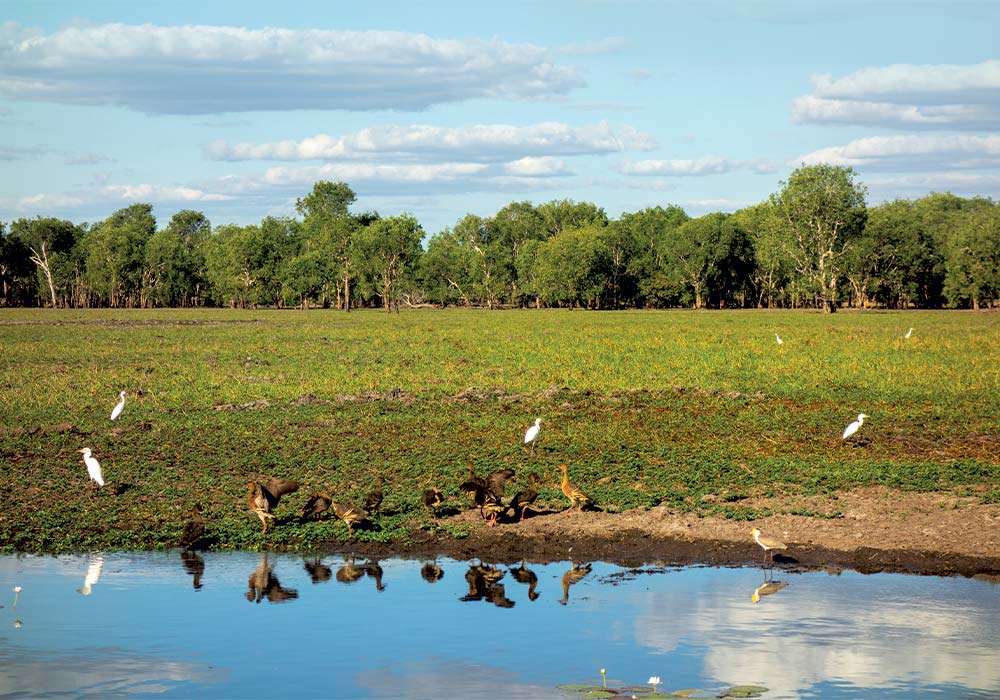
[
  {"xmin": 904, "ymin": 327, "xmax": 913, "ymax": 339},
  {"xmin": 775, "ymin": 333, "xmax": 783, "ymax": 345},
  {"xmin": 110, "ymin": 391, "xmax": 126, "ymax": 421},
  {"xmin": 79, "ymin": 447, "xmax": 105, "ymax": 486},
  {"xmin": 842, "ymin": 413, "xmax": 869, "ymax": 440},
  {"xmin": 524, "ymin": 417, "xmax": 541, "ymax": 450}
]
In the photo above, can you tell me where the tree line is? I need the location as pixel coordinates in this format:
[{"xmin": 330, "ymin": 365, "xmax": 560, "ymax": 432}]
[{"xmin": 2, "ymin": 165, "xmax": 998, "ymax": 312}]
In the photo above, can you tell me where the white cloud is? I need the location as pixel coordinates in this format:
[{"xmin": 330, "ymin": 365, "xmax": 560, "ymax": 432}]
[
  {"xmin": 792, "ymin": 61, "xmax": 1000, "ymax": 130},
  {"xmin": 205, "ymin": 122, "xmax": 656, "ymax": 162},
  {"xmin": 0, "ymin": 22, "xmax": 583, "ymax": 114},
  {"xmin": 101, "ymin": 184, "xmax": 234, "ymax": 202},
  {"xmin": 796, "ymin": 134, "xmax": 1000, "ymax": 170},
  {"xmin": 503, "ymin": 156, "xmax": 568, "ymax": 176},
  {"xmin": 620, "ymin": 156, "xmax": 777, "ymax": 176},
  {"xmin": 867, "ymin": 172, "xmax": 1000, "ymax": 200}
]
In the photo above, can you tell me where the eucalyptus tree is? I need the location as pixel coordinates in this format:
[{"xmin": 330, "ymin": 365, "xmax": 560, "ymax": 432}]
[
  {"xmin": 420, "ymin": 228, "xmax": 477, "ymax": 307},
  {"xmin": 770, "ymin": 164, "xmax": 868, "ymax": 312},
  {"xmin": 80, "ymin": 204, "xmax": 156, "ymax": 307},
  {"xmin": 613, "ymin": 205, "xmax": 690, "ymax": 307},
  {"xmin": 143, "ymin": 210, "xmax": 211, "ymax": 307},
  {"xmin": 202, "ymin": 217, "xmax": 297, "ymax": 308},
  {"xmin": 732, "ymin": 203, "xmax": 791, "ymax": 308},
  {"xmin": 942, "ymin": 198, "xmax": 1000, "ymax": 309},
  {"xmin": 658, "ymin": 212, "xmax": 751, "ymax": 309},
  {"xmin": 350, "ymin": 214, "xmax": 424, "ymax": 312},
  {"xmin": 9, "ymin": 216, "xmax": 82, "ymax": 307},
  {"xmin": 531, "ymin": 225, "xmax": 610, "ymax": 308},
  {"xmin": 0, "ymin": 222, "xmax": 34, "ymax": 306},
  {"xmin": 487, "ymin": 201, "xmax": 547, "ymax": 305},
  {"xmin": 296, "ymin": 181, "xmax": 359, "ymax": 310}
]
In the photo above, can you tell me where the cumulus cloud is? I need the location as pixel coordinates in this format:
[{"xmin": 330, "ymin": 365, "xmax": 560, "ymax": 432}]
[
  {"xmin": 204, "ymin": 122, "xmax": 656, "ymax": 162},
  {"xmin": 796, "ymin": 134, "xmax": 1000, "ymax": 170},
  {"xmin": 0, "ymin": 22, "xmax": 583, "ymax": 114},
  {"xmin": 792, "ymin": 61, "xmax": 1000, "ymax": 129},
  {"xmin": 620, "ymin": 156, "xmax": 777, "ymax": 176}
]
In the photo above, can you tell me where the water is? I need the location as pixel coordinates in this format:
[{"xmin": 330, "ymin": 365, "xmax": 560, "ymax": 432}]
[{"xmin": 0, "ymin": 552, "xmax": 997, "ymax": 699}]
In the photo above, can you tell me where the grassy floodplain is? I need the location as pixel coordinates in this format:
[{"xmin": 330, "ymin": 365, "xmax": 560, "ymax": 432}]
[{"xmin": 1, "ymin": 307, "xmax": 998, "ymax": 553}]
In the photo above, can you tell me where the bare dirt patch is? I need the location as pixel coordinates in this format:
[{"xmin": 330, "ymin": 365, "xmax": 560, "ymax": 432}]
[{"xmin": 341, "ymin": 487, "xmax": 1000, "ymax": 577}]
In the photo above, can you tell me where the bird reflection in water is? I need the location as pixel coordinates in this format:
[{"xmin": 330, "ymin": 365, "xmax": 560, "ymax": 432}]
[
  {"xmin": 510, "ymin": 560, "xmax": 540, "ymax": 601},
  {"xmin": 303, "ymin": 558, "xmax": 333, "ymax": 584},
  {"xmin": 751, "ymin": 580, "xmax": 788, "ymax": 603},
  {"xmin": 181, "ymin": 551, "xmax": 205, "ymax": 590},
  {"xmin": 559, "ymin": 562, "xmax": 592, "ymax": 605},
  {"xmin": 460, "ymin": 561, "xmax": 515, "ymax": 608},
  {"xmin": 245, "ymin": 553, "xmax": 299, "ymax": 604},
  {"xmin": 361, "ymin": 559, "xmax": 386, "ymax": 591},
  {"xmin": 420, "ymin": 560, "xmax": 444, "ymax": 583},
  {"xmin": 77, "ymin": 556, "xmax": 104, "ymax": 595},
  {"xmin": 336, "ymin": 556, "xmax": 365, "ymax": 584}
]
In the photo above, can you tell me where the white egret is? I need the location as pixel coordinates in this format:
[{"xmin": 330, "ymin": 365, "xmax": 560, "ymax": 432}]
[
  {"xmin": 905, "ymin": 327, "xmax": 913, "ymax": 339},
  {"xmin": 524, "ymin": 417, "xmax": 542, "ymax": 453},
  {"xmin": 775, "ymin": 333, "xmax": 783, "ymax": 345},
  {"xmin": 110, "ymin": 391, "xmax": 126, "ymax": 421},
  {"xmin": 842, "ymin": 413, "xmax": 869, "ymax": 440},
  {"xmin": 78, "ymin": 448, "xmax": 105, "ymax": 487},
  {"xmin": 750, "ymin": 528, "xmax": 787, "ymax": 567},
  {"xmin": 77, "ymin": 557, "xmax": 104, "ymax": 595}
]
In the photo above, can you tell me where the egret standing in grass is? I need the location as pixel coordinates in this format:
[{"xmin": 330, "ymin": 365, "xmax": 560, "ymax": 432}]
[
  {"xmin": 750, "ymin": 528, "xmax": 787, "ymax": 567},
  {"xmin": 110, "ymin": 391, "xmax": 126, "ymax": 421},
  {"xmin": 524, "ymin": 418, "xmax": 542, "ymax": 454},
  {"xmin": 842, "ymin": 413, "xmax": 869, "ymax": 440},
  {"xmin": 905, "ymin": 327, "xmax": 914, "ymax": 339},
  {"xmin": 775, "ymin": 333, "xmax": 783, "ymax": 345},
  {"xmin": 78, "ymin": 448, "xmax": 105, "ymax": 487}
]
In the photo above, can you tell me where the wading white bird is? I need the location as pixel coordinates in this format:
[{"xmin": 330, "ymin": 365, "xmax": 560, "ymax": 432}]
[
  {"xmin": 842, "ymin": 413, "xmax": 869, "ymax": 440},
  {"xmin": 775, "ymin": 333, "xmax": 783, "ymax": 345},
  {"xmin": 905, "ymin": 327, "xmax": 913, "ymax": 339},
  {"xmin": 524, "ymin": 417, "xmax": 542, "ymax": 453},
  {"xmin": 79, "ymin": 448, "xmax": 105, "ymax": 487},
  {"xmin": 750, "ymin": 528, "xmax": 787, "ymax": 567},
  {"xmin": 110, "ymin": 391, "xmax": 126, "ymax": 421}
]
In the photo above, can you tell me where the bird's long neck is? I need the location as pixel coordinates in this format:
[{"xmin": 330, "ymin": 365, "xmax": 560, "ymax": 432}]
[{"xmin": 560, "ymin": 469, "xmax": 569, "ymax": 490}]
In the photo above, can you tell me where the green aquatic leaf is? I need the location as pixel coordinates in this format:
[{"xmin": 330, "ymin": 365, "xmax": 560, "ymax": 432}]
[{"xmin": 719, "ymin": 686, "xmax": 769, "ymax": 698}]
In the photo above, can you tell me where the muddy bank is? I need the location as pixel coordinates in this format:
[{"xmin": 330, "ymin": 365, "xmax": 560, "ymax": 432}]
[{"xmin": 325, "ymin": 487, "xmax": 1000, "ymax": 578}]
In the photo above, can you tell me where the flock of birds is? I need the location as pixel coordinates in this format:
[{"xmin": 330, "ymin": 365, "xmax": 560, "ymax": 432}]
[{"xmin": 73, "ymin": 327, "xmax": 916, "ymax": 567}]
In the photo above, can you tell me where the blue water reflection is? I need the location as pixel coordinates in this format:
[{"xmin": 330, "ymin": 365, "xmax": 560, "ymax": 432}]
[{"xmin": 0, "ymin": 553, "xmax": 997, "ymax": 699}]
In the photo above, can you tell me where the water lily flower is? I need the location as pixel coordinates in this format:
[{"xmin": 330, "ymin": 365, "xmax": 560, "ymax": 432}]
[
  {"xmin": 12, "ymin": 586, "xmax": 21, "ymax": 607},
  {"xmin": 601, "ymin": 668, "xmax": 607, "ymax": 688},
  {"xmin": 15, "ymin": 619, "xmax": 23, "ymax": 628},
  {"xmin": 13, "ymin": 586, "xmax": 21, "ymax": 593},
  {"xmin": 648, "ymin": 676, "xmax": 661, "ymax": 692}
]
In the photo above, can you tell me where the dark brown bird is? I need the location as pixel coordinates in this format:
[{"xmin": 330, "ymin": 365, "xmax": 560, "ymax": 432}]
[
  {"xmin": 510, "ymin": 560, "xmax": 540, "ymax": 601},
  {"xmin": 301, "ymin": 491, "xmax": 333, "ymax": 520},
  {"xmin": 480, "ymin": 490, "xmax": 505, "ymax": 527},
  {"xmin": 459, "ymin": 463, "xmax": 488, "ymax": 509},
  {"xmin": 246, "ymin": 477, "xmax": 300, "ymax": 534},
  {"xmin": 559, "ymin": 562, "xmax": 592, "ymax": 605},
  {"xmin": 508, "ymin": 472, "xmax": 540, "ymax": 521},
  {"xmin": 179, "ymin": 503, "xmax": 205, "ymax": 550},
  {"xmin": 486, "ymin": 468, "xmax": 516, "ymax": 499},
  {"xmin": 558, "ymin": 463, "xmax": 593, "ymax": 513},
  {"xmin": 422, "ymin": 487, "xmax": 444, "ymax": 518},
  {"xmin": 332, "ymin": 502, "xmax": 368, "ymax": 536},
  {"xmin": 363, "ymin": 475, "xmax": 384, "ymax": 515}
]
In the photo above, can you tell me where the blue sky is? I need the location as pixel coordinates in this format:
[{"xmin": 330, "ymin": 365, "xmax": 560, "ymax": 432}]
[{"xmin": 1, "ymin": 0, "xmax": 997, "ymax": 235}]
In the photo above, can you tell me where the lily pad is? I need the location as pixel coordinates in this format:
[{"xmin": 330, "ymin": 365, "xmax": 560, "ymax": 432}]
[
  {"xmin": 719, "ymin": 686, "xmax": 768, "ymax": 698},
  {"xmin": 672, "ymin": 691, "xmax": 700, "ymax": 698},
  {"xmin": 557, "ymin": 685, "xmax": 617, "ymax": 697},
  {"xmin": 620, "ymin": 686, "xmax": 653, "ymax": 694}
]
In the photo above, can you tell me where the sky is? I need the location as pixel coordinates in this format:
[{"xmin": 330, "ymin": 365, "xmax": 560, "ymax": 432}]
[{"xmin": 1, "ymin": 0, "xmax": 998, "ymax": 236}]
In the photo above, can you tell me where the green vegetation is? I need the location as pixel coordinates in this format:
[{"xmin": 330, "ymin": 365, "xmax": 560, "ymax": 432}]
[
  {"xmin": 3, "ymin": 170, "xmax": 999, "ymax": 312},
  {"xmin": 0, "ymin": 308, "xmax": 997, "ymax": 553}
]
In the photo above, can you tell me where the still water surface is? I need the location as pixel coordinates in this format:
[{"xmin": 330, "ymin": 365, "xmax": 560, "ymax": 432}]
[{"xmin": 0, "ymin": 552, "xmax": 997, "ymax": 699}]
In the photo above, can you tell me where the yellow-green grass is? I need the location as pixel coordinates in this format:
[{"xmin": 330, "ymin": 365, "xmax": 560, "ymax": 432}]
[{"xmin": 1, "ymin": 308, "xmax": 997, "ymax": 552}]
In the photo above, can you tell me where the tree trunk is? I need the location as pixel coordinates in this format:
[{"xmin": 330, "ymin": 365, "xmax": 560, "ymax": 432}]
[
  {"xmin": 343, "ymin": 274, "xmax": 351, "ymax": 312},
  {"xmin": 28, "ymin": 242, "xmax": 58, "ymax": 308}
]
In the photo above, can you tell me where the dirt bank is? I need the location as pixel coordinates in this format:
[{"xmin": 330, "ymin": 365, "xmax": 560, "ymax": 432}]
[{"xmin": 334, "ymin": 487, "xmax": 1000, "ymax": 578}]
